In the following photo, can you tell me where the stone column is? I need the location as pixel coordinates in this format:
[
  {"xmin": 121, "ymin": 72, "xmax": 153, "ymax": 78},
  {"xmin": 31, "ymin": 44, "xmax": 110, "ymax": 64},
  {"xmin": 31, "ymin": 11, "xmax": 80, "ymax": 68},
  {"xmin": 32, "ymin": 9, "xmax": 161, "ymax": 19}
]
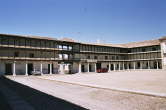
[
  {"xmin": 87, "ymin": 63, "xmax": 89, "ymax": 72},
  {"xmin": 108, "ymin": 62, "xmax": 111, "ymax": 72},
  {"xmin": 148, "ymin": 61, "xmax": 150, "ymax": 69},
  {"xmin": 60, "ymin": 64, "xmax": 64, "ymax": 74},
  {"xmin": 25, "ymin": 62, "xmax": 28, "ymax": 76},
  {"xmin": 134, "ymin": 62, "xmax": 136, "ymax": 70},
  {"xmin": 78, "ymin": 62, "xmax": 81, "ymax": 73},
  {"xmin": 114, "ymin": 63, "xmax": 116, "ymax": 71},
  {"xmin": 123, "ymin": 62, "xmax": 125, "ymax": 70},
  {"xmin": 157, "ymin": 61, "xmax": 159, "ymax": 69},
  {"xmin": 119, "ymin": 62, "xmax": 120, "ymax": 71},
  {"xmin": 13, "ymin": 61, "xmax": 16, "ymax": 76},
  {"xmin": 40, "ymin": 63, "xmax": 43, "ymax": 75},
  {"xmin": 94, "ymin": 63, "xmax": 97, "ymax": 72},
  {"xmin": 50, "ymin": 63, "xmax": 52, "ymax": 74},
  {"xmin": 140, "ymin": 62, "xmax": 142, "ymax": 70},
  {"xmin": 127, "ymin": 62, "xmax": 129, "ymax": 70}
]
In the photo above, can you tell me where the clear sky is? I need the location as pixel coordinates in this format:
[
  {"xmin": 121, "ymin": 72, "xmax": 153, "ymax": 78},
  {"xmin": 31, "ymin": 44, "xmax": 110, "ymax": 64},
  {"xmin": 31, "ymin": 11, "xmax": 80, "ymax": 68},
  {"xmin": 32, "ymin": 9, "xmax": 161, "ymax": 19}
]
[{"xmin": 0, "ymin": 0, "xmax": 166, "ymax": 44}]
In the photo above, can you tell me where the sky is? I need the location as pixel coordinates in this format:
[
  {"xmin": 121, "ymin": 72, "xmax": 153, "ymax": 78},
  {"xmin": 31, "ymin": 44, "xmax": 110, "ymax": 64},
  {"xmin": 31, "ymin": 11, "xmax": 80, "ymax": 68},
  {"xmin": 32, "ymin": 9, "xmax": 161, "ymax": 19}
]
[{"xmin": 0, "ymin": 0, "xmax": 166, "ymax": 44}]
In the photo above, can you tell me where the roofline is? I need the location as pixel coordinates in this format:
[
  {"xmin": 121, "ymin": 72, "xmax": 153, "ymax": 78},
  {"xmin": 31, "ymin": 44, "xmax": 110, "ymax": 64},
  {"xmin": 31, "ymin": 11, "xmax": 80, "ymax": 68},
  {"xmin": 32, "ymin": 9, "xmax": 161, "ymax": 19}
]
[
  {"xmin": 0, "ymin": 33, "xmax": 79, "ymax": 44},
  {"xmin": 0, "ymin": 33, "xmax": 162, "ymax": 48},
  {"xmin": 159, "ymin": 36, "xmax": 166, "ymax": 41}
]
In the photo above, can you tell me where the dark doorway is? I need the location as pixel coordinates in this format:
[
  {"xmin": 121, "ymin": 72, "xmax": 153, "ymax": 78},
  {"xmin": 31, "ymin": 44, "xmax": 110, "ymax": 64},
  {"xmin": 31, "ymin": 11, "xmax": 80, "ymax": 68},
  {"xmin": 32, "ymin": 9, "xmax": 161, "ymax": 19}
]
[
  {"xmin": 107, "ymin": 65, "xmax": 109, "ymax": 69},
  {"xmin": 81, "ymin": 65, "xmax": 85, "ymax": 72},
  {"xmin": 48, "ymin": 64, "xmax": 54, "ymax": 74},
  {"xmin": 154, "ymin": 62, "xmax": 157, "ymax": 69},
  {"xmin": 137, "ymin": 62, "xmax": 140, "ymax": 69},
  {"xmin": 28, "ymin": 63, "xmax": 33, "ymax": 75},
  {"xmin": 48, "ymin": 64, "xmax": 50, "ymax": 74},
  {"xmin": 5, "ymin": 63, "xmax": 12, "ymax": 75},
  {"xmin": 129, "ymin": 64, "xmax": 131, "ymax": 69},
  {"xmin": 89, "ymin": 64, "xmax": 92, "ymax": 72},
  {"xmin": 111, "ymin": 64, "xmax": 114, "ymax": 70},
  {"xmin": 96, "ymin": 63, "xmax": 101, "ymax": 69}
]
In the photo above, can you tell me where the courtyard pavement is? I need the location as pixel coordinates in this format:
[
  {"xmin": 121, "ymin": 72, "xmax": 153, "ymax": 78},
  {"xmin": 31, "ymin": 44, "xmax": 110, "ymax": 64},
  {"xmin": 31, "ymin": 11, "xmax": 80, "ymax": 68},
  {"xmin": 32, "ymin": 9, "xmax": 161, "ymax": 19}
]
[
  {"xmin": 7, "ymin": 70, "xmax": 166, "ymax": 110},
  {"xmin": 38, "ymin": 70, "xmax": 166, "ymax": 98}
]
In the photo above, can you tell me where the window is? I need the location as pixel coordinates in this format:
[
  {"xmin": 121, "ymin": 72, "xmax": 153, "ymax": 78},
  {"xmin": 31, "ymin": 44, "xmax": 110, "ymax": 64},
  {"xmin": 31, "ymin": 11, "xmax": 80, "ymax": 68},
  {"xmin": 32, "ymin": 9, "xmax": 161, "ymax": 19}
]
[
  {"xmin": 105, "ymin": 56, "xmax": 108, "ymax": 60},
  {"xmin": 142, "ymin": 48, "xmax": 146, "ymax": 52},
  {"xmin": 94, "ymin": 56, "xmax": 98, "ymax": 59},
  {"xmin": 87, "ymin": 56, "xmax": 90, "ymax": 59},
  {"xmin": 29, "ymin": 53, "xmax": 34, "ymax": 58},
  {"xmin": 112, "ymin": 56, "xmax": 115, "ymax": 60},
  {"xmin": 152, "ymin": 47, "xmax": 156, "ymax": 51},
  {"xmin": 14, "ymin": 52, "xmax": 19, "ymax": 57}
]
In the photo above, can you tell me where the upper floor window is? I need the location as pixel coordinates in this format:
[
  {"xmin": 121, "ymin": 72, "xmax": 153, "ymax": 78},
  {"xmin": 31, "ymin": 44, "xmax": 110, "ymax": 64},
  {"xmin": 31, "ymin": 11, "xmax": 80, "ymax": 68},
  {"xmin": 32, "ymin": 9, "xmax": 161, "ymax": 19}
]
[
  {"xmin": 152, "ymin": 47, "xmax": 157, "ymax": 51},
  {"xmin": 127, "ymin": 50, "xmax": 131, "ymax": 53},
  {"xmin": 142, "ymin": 48, "xmax": 146, "ymax": 52},
  {"xmin": 94, "ymin": 56, "xmax": 98, "ymax": 59},
  {"xmin": 29, "ymin": 53, "xmax": 34, "ymax": 58},
  {"xmin": 105, "ymin": 56, "xmax": 108, "ymax": 60},
  {"xmin": 87, "ymin": 56, "xmax": 90, "ymax": 59},
  {"xmin": 14, "ymin": 52, "xmax": 19, "ymax": 57}
]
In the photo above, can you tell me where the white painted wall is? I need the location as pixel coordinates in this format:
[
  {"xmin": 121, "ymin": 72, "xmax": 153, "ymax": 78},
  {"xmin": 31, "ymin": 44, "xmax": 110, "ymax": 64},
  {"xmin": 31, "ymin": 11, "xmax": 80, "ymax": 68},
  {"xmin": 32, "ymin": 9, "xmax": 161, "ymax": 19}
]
[{"xmin": 160, "ymin": 41, "xmax": 166, "ymax": 69}]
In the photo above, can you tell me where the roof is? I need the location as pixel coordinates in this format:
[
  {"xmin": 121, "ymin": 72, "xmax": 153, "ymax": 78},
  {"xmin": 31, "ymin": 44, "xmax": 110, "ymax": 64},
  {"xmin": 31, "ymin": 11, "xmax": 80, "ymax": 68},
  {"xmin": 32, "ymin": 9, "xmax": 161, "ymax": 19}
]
[
  {"xmin": 81, "ymin": 39, "xmax": 160, "ymax": 48},
  {"xmin": 0, "ymin": 33, "xmax": 58, "ymax": 41},
  {"xmin": 0, "ymin": 33, "xmax": 162, "ymax": 48},
  {"xmin": 60, "ymin": 37, "xmax": 75, "ymax": 42},
  {"xmin": 159, "ymin": 36, "xmax": 166, "ymax": 41},
  {"xmin": 120, "ymin": 39, "xmax": 160, "ymax": 48},
  {"xmin": 81, "ymin": 42, "xmax": 125, "ymax": 48}
]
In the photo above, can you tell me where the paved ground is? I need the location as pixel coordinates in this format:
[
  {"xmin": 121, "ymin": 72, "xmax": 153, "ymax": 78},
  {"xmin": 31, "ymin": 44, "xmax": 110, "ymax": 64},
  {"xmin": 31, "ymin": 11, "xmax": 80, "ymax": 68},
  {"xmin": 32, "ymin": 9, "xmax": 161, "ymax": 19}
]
[
  {"xmin": 7, "ymin": 71, "xmax": 166, "ymax": 110},
  {"xmin": 0, "ymin": 76, "xmax": 86, "ymax": 110},
  {"xmin": 38, "ymin": 70, "xmax": 166, "ymax": 97}
]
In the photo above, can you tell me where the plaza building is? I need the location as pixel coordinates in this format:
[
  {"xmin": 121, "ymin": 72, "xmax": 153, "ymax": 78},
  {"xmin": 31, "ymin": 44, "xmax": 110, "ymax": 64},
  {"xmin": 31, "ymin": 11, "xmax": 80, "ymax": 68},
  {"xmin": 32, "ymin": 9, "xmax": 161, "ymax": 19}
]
[{"xmin": 0, "ymin": 33, "xmax": 166, "ymax": 76}]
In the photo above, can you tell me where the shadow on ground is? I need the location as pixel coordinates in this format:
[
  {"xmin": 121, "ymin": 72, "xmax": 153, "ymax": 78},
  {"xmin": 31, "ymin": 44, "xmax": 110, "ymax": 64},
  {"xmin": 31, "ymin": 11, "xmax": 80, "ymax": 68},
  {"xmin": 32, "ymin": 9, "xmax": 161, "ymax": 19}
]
[{"xmin": 0, "ymin": 76, "xmax": 87, "ymax": 110}]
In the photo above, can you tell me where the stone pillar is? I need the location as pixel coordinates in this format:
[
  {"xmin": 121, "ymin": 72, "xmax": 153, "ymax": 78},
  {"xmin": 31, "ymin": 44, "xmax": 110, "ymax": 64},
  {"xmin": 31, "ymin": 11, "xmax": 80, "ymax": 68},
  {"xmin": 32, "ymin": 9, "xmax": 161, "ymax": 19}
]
[
  {"xmin": 25, "ymin": 62, "xmax": 28, "ymax": 76},
  {"xmin": 123, "ymin": 62, "xmax": 125, "ymax": 70},
  {"xmin": 140, "ymin": 62, "xmax": 142, "ymax": 70},
  {"xmin": 157, "ymin": 61, "xmax": 159, "ymax": 69},
  {"xmin": 119, "ymin": 62, "xmax": 120, "ymax": 71},
  {"xmin": 114, "ymin": 63, "xmax": 116, "ymax": 71},
  {"xmin": 87, "ymin": 63, "xmax": 89, "ymax": 72},
  {"xmin": 50, "ymin": 63, "xmax": 52, "ymax": 74},
  {"xmin": 148, "ymin": 61, "xmax": 150, "ymax": 69},
  {"xmin": 40, "ymin": 63, "xmax": 43, "ymax": 75},
  {"xmin": 108, "ymin": 62, "xmax": 111, "ymax": 72},
  {"xmin": 94, "ymin": 63, "xmax": 97, "ymax": 72},
  {"xmin": 134, "ymin": 62, "xmax": 136, "ymax": 70},
  {"xmin": 59, "ymin": 64, "xmax": 64, "ymax": 74},
  {"xmin": 78, "ymin": 63, "xmax": 81, "ymax": 73},
  {"xmin": 13, "ymin": 61, "xmax": 16, "ymax": 76},
  {"xmin": 127, "ymin": 62, "xmax": 129, "ymax": 70}
]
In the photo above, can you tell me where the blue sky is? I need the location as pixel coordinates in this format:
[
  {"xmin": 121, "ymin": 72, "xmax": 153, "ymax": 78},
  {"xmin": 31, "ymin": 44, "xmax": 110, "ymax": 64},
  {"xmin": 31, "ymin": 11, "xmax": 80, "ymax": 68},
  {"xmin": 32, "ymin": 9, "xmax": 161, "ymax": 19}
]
[{"xmin": 0, "ymin": 0, "xmax": 166, "ymax": 44}]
